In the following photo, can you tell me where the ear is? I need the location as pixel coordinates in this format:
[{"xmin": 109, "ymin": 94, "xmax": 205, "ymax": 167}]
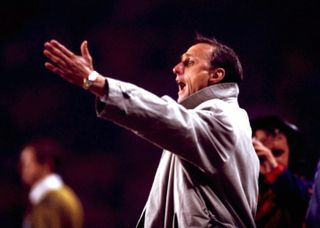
[{"xmin": 208, "ymin": 68, "xmax": 225, "ymax": 84}]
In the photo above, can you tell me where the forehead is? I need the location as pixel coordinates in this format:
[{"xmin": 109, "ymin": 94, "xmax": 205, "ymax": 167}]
[
  {"xmin": 183, "ymin": 43, "xmax": 214, "ymax": 59},
  {"xmin": 254, "ymin": 129, "xmax": 270, "ymax": 139},
  {"xmin": 20, "ymin": 146, "xmax": 36, "ymax": 162}
]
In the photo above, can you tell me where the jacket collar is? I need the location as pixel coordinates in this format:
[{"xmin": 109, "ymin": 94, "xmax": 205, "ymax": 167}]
[
  {"xmin": 179, "ymin": 82, "xmax": 239, "ymax": 109},
  {"xmin": 29, "ymin": 174, "xmax": 63, "ymax": 205}
]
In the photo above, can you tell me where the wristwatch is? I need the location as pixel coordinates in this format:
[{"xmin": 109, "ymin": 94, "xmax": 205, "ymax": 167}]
[{"xmin": 82, "ymin": 71, "xmax": 99, "ymax": 90}]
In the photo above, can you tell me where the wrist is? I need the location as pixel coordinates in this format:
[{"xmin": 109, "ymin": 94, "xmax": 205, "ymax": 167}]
[
  {"xmin": 82, "ymin": 71, "xmax": 99, "ymax": 90},
  {"xmin": 82, "ymin": 71, "xmax": 106, "ymax": 97}
]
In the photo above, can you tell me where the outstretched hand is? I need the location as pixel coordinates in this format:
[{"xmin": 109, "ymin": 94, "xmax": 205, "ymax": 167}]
[{"xmin": 43, "ymin": 40, "xmax": 94, "ymax": 87}]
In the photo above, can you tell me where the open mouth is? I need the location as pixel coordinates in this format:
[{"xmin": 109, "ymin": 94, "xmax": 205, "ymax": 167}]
[{"xmin": 178, "ymin": 81, "xmax": 186, "ymax": 91}]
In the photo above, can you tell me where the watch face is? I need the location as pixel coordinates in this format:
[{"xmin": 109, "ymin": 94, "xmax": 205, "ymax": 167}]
[
  {"xmin": 88, "ymin": 71, "xmax": 99, "ymax": 81},
  {"xmin": 82, "ymin": 78, "xmax": 92, "ymax": 90},
  {"xmin": 83, "ymin": 71, "xmax": 98, "ymax": 90}
]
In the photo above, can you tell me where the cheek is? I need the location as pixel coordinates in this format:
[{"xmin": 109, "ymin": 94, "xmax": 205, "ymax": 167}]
[
  {"xmin": 21, "ymin": 164, "xmax": 40, "ymax": 184},
  {"xmin": 275, "ymin": 152, "xmax": 290, "ymax": 167},
  {"xmin": 186, "ymin": 75, "xmax": 208, "ymax": 94},
  {"xmin": 185, "ymin": 76, "xmax": 194, "ymax": 94},
  {"xmin": 21, "ymin": 166, "xmax": 33, "ymax": 181},
  {"xmin": 191, "ymin": 74, "xmax": 209, "ymax": 91}
]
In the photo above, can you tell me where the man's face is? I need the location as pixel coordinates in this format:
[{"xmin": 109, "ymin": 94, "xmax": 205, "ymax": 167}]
[
  {"xmin": 173, "ymin": 43, "xmax": 214, "ymax": 103},
  {"xmin": 20, "ymin": 147, "xmax": 46, "ymax": 187},
  {"xmin": 254, "ymin": 129, "xmax": 290, "ymax": 167}
]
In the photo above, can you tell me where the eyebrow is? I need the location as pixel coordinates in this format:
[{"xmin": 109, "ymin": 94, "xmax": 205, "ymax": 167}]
[{"xmin": 180, "ymin": 53, "xmax": 192, "ymax": 59}]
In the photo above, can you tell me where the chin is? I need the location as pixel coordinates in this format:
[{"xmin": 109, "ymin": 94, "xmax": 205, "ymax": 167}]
[
  {"xmin": 177, "ymin": 92, "xmax": 188, "ymax": 103},
  {"xmin": 177, "ymin": 96, "xmax": 186, "ymax": 103}
]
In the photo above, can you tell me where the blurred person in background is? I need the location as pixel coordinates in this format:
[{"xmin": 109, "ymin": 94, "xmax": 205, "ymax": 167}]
[
  {"xmin": 20, "ymin": 138, "xmax": 83, "ymax": 228},
  {"xmin": 305, "ymin": 159, "xmax": 320, "ymax": 227},
  {"xmin": 251, "ymin": 115, "xmax": 313, "ymax": 228},
  {"xmin": 43, "ymin": 34, "xmax": 259, "ymax": 227}
]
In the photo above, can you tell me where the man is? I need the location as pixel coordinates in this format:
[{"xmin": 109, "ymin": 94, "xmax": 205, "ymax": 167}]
[
  {"xmin": 251, "ymin": 116, "xmax": 313, "ymax": 227},
  {"xmin": 20, "ymin": 138, "xmax": 83, "ymax": 228},
  {"xmin": 43, "ymin": 35, "xmax": 259, "ymax": 227}
]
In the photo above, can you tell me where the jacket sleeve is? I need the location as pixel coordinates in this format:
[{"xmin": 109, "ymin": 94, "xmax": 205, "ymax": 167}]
[{"xmin": 96, "ymin": 78, "xmax": 245, "ymax": 174}]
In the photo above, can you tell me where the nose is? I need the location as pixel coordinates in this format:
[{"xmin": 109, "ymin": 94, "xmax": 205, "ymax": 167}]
[{"xmin": 172, "ymin": 62, "xmax": 183, "ymax": 75}]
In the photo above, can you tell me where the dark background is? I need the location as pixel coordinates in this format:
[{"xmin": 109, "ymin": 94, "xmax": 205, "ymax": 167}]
[{"xmin": 1, "ymin": 0, "xmax": 320, "ymax": 227}]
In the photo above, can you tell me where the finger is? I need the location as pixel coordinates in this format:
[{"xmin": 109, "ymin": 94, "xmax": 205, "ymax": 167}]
[
  {"xmin": 49, "ymin": 40, "xmax": 75, "ymax": 58},
  {"xmin": 255, "ymin": 149, "xmax": 265, "ymax": 155},
  {"xmin": 44, "ymin": 62, "xmax": 67, "ymax": 75},
  {"xmin": 252, "ymin": 141, "xmax": 263, "ymax": 150},
  {"xmin": 43, "ymin": 49, "xmax": 68, "ymax": 70},
  {"xmin": 253, "ymin": 142, "xmax": 263, "ymax": 149},
  {"xmin": 252, "ymin": 140, "xmax": 258, "ymax": 146},
  {"xmin": 45, "ymin": 62, "xmax": 65, "ymax": 76},
  {"xmin": 44, "ymin": 42, "xmax": 72, "ymax": 67},
  {"xmin": 81, "ymin": 40, "xmax": 93, "ymax": 64},
  {"xmin": 45, "ymin": 62, "xmax": 81, "ymax": 85},
  {"xmin": 44, "ymin": 62, "xmax": 73, "ymax": 78}
]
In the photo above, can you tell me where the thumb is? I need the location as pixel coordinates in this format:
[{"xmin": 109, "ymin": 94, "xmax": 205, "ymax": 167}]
[{"xmin": 81, "ymin": 40, "xmax": 92, "ymax": 63}]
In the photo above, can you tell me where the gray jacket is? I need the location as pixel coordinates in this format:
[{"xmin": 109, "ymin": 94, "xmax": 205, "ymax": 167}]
[{"xmin": 96, "ymin": 78, "xmax": 259, "ymax": 227}]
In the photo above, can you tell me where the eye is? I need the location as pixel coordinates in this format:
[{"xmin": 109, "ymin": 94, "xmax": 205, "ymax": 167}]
[
  {"xmin": 183, "ymin": 58, "xmax": 195, "ymax": 67},
  {"xmin": 272, "ymin": 149, "xmax": 284, "ymax": 157}
]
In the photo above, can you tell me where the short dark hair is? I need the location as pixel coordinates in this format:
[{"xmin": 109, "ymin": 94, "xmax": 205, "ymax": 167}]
[
  {"xmin": 195, "ymin": 34, "xmax": 243, "ymax": 83},
  {"xmin": 251, "ymin": 115, "xmax": 300, "ymax": 142},
  {"xmin": 23, "ymin": 138, "xmax": 63, "ymax": 173}
]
